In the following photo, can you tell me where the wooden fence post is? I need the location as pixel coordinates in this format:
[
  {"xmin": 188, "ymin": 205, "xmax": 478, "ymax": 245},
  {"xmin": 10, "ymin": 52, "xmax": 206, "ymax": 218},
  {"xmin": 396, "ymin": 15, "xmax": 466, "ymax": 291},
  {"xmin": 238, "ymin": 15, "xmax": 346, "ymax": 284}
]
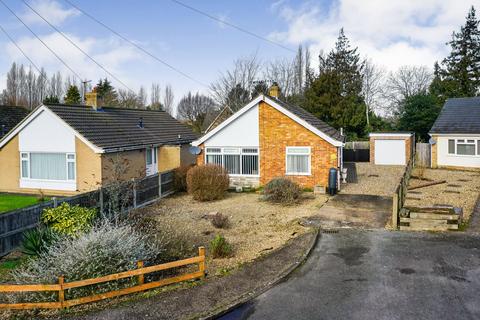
[
  {"xmin": 137, "ymin": 261, "xmax": 144, "ymax": 285},
  {"xmin": 132, "ymin": 179, "xmax": 137, "ymax": 208},
  {"xmin": 198, "ymin": 246, "xmax": 206, "ymax": 277},
  {"xmin": 58, "ymin": 276, "xmax": 65, "ymax": 308},
  {"xmin": 99, "ymin": 188, "xmax": 104, "ymax": 216},
  {"xmin": 53, "ymin": 197, "xmax": 58, "ymax": 208}
]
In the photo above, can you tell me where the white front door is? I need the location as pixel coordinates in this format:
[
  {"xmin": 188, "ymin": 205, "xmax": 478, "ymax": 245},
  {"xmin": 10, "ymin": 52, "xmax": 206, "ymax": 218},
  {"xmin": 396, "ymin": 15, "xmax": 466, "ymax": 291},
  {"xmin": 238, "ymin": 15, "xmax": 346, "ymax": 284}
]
[
  {"xmin": 146, "ymin": 147, "xmax": 158, "ymax": 176},
  {"xmin": 374, "ymin": 139, "xmax": 406, "ymax": 165}
]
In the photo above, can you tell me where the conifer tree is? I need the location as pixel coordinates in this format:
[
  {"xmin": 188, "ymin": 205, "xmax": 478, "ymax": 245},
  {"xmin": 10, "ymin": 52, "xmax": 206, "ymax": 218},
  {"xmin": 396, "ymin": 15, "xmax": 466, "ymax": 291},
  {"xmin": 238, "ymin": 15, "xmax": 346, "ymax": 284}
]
[
  {"xmin": 64, "ymin": 85, "xmax": 81, "ymax": 105},
  {"xmin": 95, "ymin": 78, "xmax": 118, "ymax": 106}
]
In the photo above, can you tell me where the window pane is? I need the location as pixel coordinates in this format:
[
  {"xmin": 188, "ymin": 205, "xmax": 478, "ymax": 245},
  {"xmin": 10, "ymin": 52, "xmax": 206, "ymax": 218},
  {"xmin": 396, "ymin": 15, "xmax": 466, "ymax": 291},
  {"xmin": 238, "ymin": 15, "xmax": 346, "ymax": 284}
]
[
  {"xmin": 457, "ymin": 144, "xmax": 475, "ymax": 155},
  {"xmin": 21, "ymin": 160, "xmax": 28, "ymax": 178},
  {"xmin": 67, "ymin": 154, "xmax": 75, "ymax": 160},
  {"xmin": 206, "ymin": 154, "xmax": 222, "ymax": 165},
  {"xmin": 21, "ymin": 153, "xmax": 28, "ymax": 159},
  {"xmin": 288, "ymin": 147, "xmax": 310, "ymax": 154},
  {"xmin": 242, "ymin": 148, "xmax": 258, "ymax": 154},
  {"xmin": 467, "ymin": 140, "xmax": 475, "ymax": 143},
  {"xmin": 153, "ymin": 148, "xmax": 157, "ymax": 163},
  {"xmin": 224, "ymin": 154, "xmax": 240, "ymax": 174},
  {"xmin": 287, "ymin": 154, "xmax": 309, "ymax": 174},
  {"xmin": 206, "ymin": 148, "xmax": 221, "ymax": 153},
  {"xmin": 478, "ymin": 140, "xmax": 480, "ymax": 155},
  {"xmin": 242, "ymin": 154, "xmax": 258, "ymax": 175},
  {"xmin": 68, "ymin": 162, "xmax": 75, "ymax": 180},
  {"xmin": 448, "ymin": 140, "xmax": 455, "ymax": 154},
  {"xmin": 30, "ymin": 153, "xmax": 66, "ymax": 180},
  {"xmin": 146, "ymin": 148, "xmax": 152, "ymax": 165}
]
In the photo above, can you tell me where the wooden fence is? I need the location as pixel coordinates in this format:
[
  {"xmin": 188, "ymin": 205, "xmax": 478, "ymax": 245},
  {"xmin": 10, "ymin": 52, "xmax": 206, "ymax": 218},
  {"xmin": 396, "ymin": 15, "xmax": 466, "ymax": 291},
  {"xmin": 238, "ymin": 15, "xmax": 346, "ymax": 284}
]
[
  {"xmin": 416, "ymin": 143, "xmax": 431, "ymax": 167},
  {"xmin": 344, "ymin": 141, "xmax": 370, "ymax": 162},
  {"xmin": 0, "ymin": 247, "xmax": 205, "ymax": 310},
  {"xmin": 392, "ymin": 158, "xmax": 415, "ymax": 229},
  {"xmin": 0, "ymin": 170, "xmax": 175, "ymax": 257}
]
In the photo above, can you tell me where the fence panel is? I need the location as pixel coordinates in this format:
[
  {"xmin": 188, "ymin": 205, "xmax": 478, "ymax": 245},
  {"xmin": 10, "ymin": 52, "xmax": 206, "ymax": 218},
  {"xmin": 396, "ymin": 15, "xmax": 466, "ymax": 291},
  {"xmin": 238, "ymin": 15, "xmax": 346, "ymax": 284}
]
[
  {"xmin": 416, "ymin": 143, "xmax": 431, "ymax": 167},
  {"xmin": 343, "ymin": 149, "xmax": 370, "ymax": 162},
  {"xmin": 160, "ymin": 170, "xmax": 175, "ymax": 197},
  {"xmin": 136, "ymin": 174, "xmax": 160, "ymax": 207}
]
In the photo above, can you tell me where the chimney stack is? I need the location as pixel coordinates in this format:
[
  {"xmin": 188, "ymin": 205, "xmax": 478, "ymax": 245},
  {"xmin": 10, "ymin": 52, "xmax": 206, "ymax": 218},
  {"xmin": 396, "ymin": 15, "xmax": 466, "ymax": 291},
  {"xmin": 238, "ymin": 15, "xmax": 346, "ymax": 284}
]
[
  {"xmin": 268, "ymin": 82, "xmax": 280, "ymax": 98},
  {"xmin": 85, "ymin": 90, "xmax": 98, "ymax": 110}
]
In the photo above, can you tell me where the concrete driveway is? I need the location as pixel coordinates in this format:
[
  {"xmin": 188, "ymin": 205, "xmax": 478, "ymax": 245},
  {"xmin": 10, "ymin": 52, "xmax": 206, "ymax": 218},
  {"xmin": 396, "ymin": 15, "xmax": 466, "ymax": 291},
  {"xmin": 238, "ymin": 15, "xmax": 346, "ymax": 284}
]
[{"xmin": 219, "ymin": 230, "xmax": 480, "ymax": 320}]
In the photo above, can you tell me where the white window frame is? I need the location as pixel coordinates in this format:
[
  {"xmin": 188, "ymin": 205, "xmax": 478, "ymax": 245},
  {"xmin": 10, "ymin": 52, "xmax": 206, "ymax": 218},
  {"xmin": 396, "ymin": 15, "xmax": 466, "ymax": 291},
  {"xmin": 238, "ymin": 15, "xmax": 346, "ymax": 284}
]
[
  {"xmin": 285, "ymin": 146, "xmax": 311, "ymax": 176},
  {"xmin": 204, "ymin": 147, "xmax": 259, "ymax": 176},
  {"xmin": 19, "ymin": 152, "xmax": 77, "ymax": 182},
  {"xmin": 447, "ymin": 138, "xmax": 479, "ymax": 157}
]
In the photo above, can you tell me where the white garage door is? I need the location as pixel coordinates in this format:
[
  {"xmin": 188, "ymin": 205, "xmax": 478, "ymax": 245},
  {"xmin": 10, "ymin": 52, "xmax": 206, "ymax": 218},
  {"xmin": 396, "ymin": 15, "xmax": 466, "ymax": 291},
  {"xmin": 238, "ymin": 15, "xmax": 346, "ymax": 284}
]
[{"xmin": 375, "ymin": 139, "xmax": 406, "ymax": 165}]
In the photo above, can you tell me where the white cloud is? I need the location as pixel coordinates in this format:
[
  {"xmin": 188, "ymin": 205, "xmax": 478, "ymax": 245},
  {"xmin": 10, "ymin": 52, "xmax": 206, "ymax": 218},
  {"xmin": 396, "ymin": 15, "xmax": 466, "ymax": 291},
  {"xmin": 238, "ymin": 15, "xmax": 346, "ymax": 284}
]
[
  {"xmin": 21, "ymin": 0, "xmax": 80, "ymax": 26},
  {"xmin": 270, "ymin": 0, "xmax": 476, "ymax": 71}
]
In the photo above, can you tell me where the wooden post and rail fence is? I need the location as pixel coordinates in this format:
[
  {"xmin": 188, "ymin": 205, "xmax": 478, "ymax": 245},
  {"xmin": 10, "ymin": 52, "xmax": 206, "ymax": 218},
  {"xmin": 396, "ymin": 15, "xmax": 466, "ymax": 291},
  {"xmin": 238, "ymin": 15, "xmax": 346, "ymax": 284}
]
[
  {"xmin": 392, "ymin": 158, "xmax": 415, "ymax": 229},
  {"xmin": 0, "ymin": 247, "xmax": 205, "ymax": 310}
]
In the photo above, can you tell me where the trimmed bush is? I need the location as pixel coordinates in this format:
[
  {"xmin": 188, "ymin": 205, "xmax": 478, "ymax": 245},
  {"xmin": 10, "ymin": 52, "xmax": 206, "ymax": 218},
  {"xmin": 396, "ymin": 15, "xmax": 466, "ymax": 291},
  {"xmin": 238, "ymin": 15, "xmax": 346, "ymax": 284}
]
[
  {"xmin": 211, "ymin": 213, "xmax": 230, "ymax": 229},
  {"xmin": 21, "ymin": 227, "xmax": 59, "ymax": 257},
  {"xmin": 186, "ymin": 165, "xmax": 229, "ymax": 201},
  {"xmin": 263, "ymin": 177, "xmax": 301, "ymax": 205},
  {"xmin": 42, "ymin": 203, "xmax": 96, "ymax": 237},
  {"xmin": 209, "ymin": 235, "xmax": 233, "ymax": 259},
  {"xmin": 173, "ymin": 165, "xmax": 193, "ymax": 192}
]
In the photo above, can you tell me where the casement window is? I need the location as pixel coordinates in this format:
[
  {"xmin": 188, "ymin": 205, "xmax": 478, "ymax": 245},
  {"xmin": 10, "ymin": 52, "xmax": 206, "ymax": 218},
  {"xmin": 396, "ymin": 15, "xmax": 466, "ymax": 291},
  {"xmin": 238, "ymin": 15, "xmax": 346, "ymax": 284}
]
[
  {"xmin": 448, "ymin": 139, "xmax": 478, "ymax": 156},
  {"xmin": 286, "ymin": 147, "xmax": 311, "ymax": 175},
  {"xmin": 20, "ymin": 152, "xmax": 76, "ymax": 181},
  {"xmin": 205, "ymin": 147, "xmax": 259, "ymax": 175}
]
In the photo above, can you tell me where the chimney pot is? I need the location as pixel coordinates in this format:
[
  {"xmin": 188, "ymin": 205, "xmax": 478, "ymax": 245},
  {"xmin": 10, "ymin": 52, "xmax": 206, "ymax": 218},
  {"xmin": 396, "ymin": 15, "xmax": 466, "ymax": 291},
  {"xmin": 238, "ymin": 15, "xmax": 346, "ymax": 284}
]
[{"xmin": 268, "ymin": 82, "xmax": 280, "ymax": 98}]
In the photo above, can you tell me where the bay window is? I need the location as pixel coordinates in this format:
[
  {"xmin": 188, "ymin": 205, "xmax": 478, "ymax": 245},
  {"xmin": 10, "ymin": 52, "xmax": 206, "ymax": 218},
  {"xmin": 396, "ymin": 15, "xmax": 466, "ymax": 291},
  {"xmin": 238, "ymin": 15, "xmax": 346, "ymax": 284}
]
[
  {"xmin": 205, "ymin": 147, "xmax": 258, "ymax": 175},
  {"xmin": 286, "ymin": 147, "xmax": 311, "ymax": 175},
  {"xmin": 20, "ymin": 152, "xmax": 76, "ymax": 181}
]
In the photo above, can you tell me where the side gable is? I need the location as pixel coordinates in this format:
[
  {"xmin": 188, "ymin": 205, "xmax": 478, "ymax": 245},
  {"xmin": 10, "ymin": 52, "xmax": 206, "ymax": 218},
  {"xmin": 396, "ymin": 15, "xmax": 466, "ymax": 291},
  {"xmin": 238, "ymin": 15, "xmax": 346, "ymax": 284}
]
[
  {"xmin": 192, "ymin": 95, "xmax": 344, "ymax": 147},
  {"xmin": 0, "ymin": 105, "xmax": 103, "ymax": 153}
]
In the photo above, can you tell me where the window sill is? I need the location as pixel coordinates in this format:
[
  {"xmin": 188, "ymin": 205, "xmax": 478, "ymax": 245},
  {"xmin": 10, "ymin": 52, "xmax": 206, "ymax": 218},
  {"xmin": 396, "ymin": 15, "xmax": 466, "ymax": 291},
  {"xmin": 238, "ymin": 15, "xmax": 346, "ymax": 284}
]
[{"xmin": 20, "ymin": 179, "xmax": 77, "ymax": 191}]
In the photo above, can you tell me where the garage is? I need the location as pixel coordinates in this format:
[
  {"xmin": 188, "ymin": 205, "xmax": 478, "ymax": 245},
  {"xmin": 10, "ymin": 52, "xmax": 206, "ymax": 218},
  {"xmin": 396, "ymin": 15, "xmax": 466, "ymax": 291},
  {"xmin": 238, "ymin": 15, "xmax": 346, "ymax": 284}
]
[{"xmin": 369, "ymin": 132, "xmax": 415, "ymax": 166}]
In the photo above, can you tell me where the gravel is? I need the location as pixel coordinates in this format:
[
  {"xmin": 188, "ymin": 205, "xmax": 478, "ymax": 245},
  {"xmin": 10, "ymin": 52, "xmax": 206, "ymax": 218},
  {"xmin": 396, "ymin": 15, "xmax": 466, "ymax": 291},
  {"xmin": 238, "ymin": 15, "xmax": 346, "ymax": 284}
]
[{"xmin": 341, "ymin": 163, "xmax": 405, "ymax": 196}]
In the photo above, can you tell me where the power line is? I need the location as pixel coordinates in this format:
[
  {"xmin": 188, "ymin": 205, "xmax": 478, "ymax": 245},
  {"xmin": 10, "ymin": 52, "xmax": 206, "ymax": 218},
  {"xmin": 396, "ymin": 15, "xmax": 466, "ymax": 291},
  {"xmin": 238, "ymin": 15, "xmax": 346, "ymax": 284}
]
[
  {"xmin": 170, "ymin": 0, "xmax": 296, "ymax": 53},
  {"xmin": 62, "ymin": 0, "xmax": 209, "ymax": 88},
  {"xmin": 0, "ymin": 23, "xmax": 42, "ymax": 74},
  {"xmin": 21, "ymin": 0, "xmax": 135, "ymax": 93},
  {"xmin": 0, "ymin": 0, "xmax": 83, "ymax": 81}
]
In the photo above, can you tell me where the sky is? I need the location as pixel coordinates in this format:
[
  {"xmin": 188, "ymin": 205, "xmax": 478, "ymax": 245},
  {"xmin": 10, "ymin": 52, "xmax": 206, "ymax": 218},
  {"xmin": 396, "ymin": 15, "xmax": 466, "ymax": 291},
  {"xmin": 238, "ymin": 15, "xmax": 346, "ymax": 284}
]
[{"xmin": 0, "ymin": 0, "xmax": 478, "ymax": 108}]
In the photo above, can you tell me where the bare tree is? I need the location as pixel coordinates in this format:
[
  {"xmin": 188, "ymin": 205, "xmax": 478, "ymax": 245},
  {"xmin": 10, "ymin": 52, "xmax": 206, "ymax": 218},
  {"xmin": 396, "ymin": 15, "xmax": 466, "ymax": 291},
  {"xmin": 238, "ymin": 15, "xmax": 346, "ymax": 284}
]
[
  {"xmin": 150, "ymin": 83, "xmax": 162, "ymax": 110},
  {"xmin": 6, "ymin": 63, "xmax": 18, "ymax": 105},
  {"xmin": 264, "ymin": 58, "xmax": 296, "ymax": 99},
  {"xmin": 293, "ymin": 45, "xmax": 313, "ymax": 95},
  {"xmin": 362, "ymin": 59, "xmax": 385, "ymax": 125},
  {"xmin": 137, "ymin": 86, "xmax": 147, "ymax": 109},
  {"xmin": 36, "ymin": 68, "xmax": 47, "ymax": 104},
  {"xmin": 210, "ymin": 54, "xmax": 261, "ymax": 111},
  {"xmin": 383, "ymin": 65, "xmax": 433, "ymax": 115},
  {"xmin": 163, "ymin": 84, "xmax": 174, "ymax": 115},
  {"xmin": 177, "ymin": 92, "xmax": 217, "ymax": 133},
  {"xmin": 118, "ymin": 89, "xmax": 139, "ymax": 108}
]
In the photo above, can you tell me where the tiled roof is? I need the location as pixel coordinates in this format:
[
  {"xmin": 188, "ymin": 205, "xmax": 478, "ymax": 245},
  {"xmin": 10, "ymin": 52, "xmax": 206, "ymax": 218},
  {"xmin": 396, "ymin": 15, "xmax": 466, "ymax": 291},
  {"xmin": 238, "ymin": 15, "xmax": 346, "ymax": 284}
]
[
  {"xmin": 0, "ymin": 105, "xmax": 30, "ymax": 137},
  {"xmin": 269, "ymin": 96, "xmax": 345, "ymax": 142},
  {"xmin": 46, "ymin": 104, "xmax": 198, "ymax": 152},
  {"xmin": 430, "ymin": 97, "xmax": 480, "ymax": 134}
]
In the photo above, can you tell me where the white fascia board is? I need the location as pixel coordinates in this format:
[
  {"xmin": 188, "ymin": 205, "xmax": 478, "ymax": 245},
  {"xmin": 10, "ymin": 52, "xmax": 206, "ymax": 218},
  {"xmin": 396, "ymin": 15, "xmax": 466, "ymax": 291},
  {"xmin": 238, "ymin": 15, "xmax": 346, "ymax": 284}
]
[
  {"xmin": 369, "ymin": 133, "xmax": 412, "ymax": 138},
  {"xmin": 429, "ymin": 133, "xmax": 480, "ymax": 137},
  {"xmin": 193, "ymin": 95, "xmax": 344, "ymax": 148},
  {"xmin": 0, "ymin": 104, "xmax": 104, "ymax": 154}
]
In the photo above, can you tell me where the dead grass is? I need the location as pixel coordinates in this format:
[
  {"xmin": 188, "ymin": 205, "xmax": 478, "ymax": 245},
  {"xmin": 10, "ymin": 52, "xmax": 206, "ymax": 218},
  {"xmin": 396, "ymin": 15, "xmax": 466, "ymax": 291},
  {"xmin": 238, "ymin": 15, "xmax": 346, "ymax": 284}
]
[
  {"xmin": 405, "ymin": 168, "xmax": 480, "ymax": 221},
  {"xmin": 138, "ymin": 192, "xmax": 328, "ymax": 274},
  {"xmin": 341, "ymin": 163, "xmax": 405, "ymax": 196}
]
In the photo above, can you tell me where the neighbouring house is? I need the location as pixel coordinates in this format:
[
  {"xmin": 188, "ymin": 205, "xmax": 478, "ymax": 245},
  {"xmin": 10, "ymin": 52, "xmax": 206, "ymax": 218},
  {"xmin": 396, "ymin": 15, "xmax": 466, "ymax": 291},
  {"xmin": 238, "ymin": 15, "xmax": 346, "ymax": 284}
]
[
  {"xmin": 0, "ymin": 105, "xmax": 30, "ymax": 138},
  {"xmin": 369, "ymin": 132, "xmax": 415, "ymax": 165},
  {"xmin": 429, "ymin": 97, "xmax": 480, "ymax": 169},
  {"xmin": 0, "ymin": 93, "xmax": 197, "ymax": 196},
  {"xmin": 192, "ymin": 85, "xmax": 345, "ymax": 190}
]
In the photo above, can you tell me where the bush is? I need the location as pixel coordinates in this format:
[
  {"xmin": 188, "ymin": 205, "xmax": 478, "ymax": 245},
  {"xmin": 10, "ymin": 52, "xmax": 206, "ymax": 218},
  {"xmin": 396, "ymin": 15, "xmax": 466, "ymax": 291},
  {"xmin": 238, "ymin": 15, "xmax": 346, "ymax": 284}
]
[
  {"xmin": 21, "ymin": 227, "xmax": 59, "ymax": 257},
  {"xmin": 211, "ymin": 213, "xmax": 230, "ymax": 229},
  {"xmin": 173, "ymin": 165, "xmax": 193, "ymax": 192},
  {"xmin": 11, "ymin": 223, "xmax": 158, "ymax": 302},
  {"xmin": 42, "ymin": 202, "xmax": 97, "ymax": 237},
  {"xmin": 209, "ymin": 235, "xmax": 233, "ymax": 258},
  {"xmin": 263, "ymin": 177, "xmax": 301, "ymax": 205},
  {"xmin": 186, "ymin": 165, "xmax": 229, "ymax": 201}
]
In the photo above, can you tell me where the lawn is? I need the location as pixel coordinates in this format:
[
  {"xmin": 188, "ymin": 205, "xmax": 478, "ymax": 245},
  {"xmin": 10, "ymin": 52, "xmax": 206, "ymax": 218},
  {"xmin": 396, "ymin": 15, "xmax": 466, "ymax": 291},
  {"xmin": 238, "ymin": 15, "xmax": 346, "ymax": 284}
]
[{"xmin": 0, "ymin": 194, "xmax": 46, "ymax": 213}]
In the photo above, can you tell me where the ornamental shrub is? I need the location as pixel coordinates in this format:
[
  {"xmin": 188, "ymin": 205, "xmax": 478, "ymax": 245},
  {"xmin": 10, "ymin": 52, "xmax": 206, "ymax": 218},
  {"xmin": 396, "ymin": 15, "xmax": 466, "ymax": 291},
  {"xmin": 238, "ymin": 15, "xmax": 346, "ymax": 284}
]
[
  {"xmin": 41, "ymin": 202, "xmax": 96, "ymax": 237},
  {"xmin": 186, "ymin": 165, "xmax": 229, "ymax": 201},
  {"xmin": 173, "ymin": 165, "xmax": 193, "ymax": 192},
  {"xmin": 21, "ymin": 227, "xmax": 60, "ymax": 257},
  {"xmin": 263, "ymin": 177, "xmax": 301, "ymax": 205},
  {"xmin": 209, "ymin": 235, "xmax": 233, "ymax": 259},
  {"xmin": 211, "ymin": 213, "xmax": 230, "ymax": 229}
]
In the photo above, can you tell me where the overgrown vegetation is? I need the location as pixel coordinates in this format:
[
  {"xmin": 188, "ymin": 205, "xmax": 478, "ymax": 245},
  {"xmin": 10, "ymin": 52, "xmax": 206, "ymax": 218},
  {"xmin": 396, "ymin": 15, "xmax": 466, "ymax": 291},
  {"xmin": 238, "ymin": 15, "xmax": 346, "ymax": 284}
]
[
  {"xmin": 187, "ymin": 165, "xmax": 230, "ymax": 201},
  {"xmin": 209, "ymin": 235, "xmax": 233, "ymax": 259},
  {"xmin": 211, "ymin": 212, "xmax": 230, "ymax": 229},
  {"xmin": 173, "ymin": 165, "xmax": 193, "ymax": 192},
  {"xmin": 263, "ymin": 178, "xmax": 301, "ymax": 205},
  {"xmin": 42, "ymin": 202, "xmax": 97, "ymax": 237}
]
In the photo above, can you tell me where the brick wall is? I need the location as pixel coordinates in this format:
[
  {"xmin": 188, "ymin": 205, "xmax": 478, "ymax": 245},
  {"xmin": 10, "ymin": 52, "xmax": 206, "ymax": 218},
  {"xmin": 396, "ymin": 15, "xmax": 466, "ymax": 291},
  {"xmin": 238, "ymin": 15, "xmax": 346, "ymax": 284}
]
[
  {"xmin": 370, "ymin": 135, "xmax": 413, "ymax": 165},
  {"xmin": 430, "ymin": 135, "xmax": 438, "ymax": 168},
  {"xmin": 258, "ymin": 101, "xmax": 338, "ymax": 188}
]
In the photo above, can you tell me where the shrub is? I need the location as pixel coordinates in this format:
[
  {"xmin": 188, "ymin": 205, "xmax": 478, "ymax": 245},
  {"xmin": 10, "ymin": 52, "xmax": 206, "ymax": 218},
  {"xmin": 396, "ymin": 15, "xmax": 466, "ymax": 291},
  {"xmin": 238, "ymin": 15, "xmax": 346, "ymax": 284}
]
[
  {"xmin": 173, "ymin": 165, "xmax": 193, "ymax": 192},
  {"xmin": 209, "ymin": 235, "xmax": 233, "ymax": 258},
  {"xmin": 186, "ymin": 165, "xmax": 229, "ymax": 201},
  {"xmin": 263, "ymin": 177, "xmax": 301, "ymax": 205},
  {"xmin": 42, "ymin": 202, "xmax": 97, "ymax": 237},
  {"xmin": 211, "ymin": 213, "xmax": 230, "ymax": 229},
  {"xmin": 11, "ymin": 223, "xmax": 157, "ymax": 302},
  {"xmin": 21, "ymin": 227, "xmax": 59, "ymax": 257}
]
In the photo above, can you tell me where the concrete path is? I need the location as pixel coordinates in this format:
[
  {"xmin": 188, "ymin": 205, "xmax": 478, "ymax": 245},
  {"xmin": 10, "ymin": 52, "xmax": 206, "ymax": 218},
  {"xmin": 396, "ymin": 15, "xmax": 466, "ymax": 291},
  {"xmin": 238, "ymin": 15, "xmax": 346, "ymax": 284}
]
[{"xmin": 220, "ymin": 229, "xmax": 480, "ymax": 320}]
